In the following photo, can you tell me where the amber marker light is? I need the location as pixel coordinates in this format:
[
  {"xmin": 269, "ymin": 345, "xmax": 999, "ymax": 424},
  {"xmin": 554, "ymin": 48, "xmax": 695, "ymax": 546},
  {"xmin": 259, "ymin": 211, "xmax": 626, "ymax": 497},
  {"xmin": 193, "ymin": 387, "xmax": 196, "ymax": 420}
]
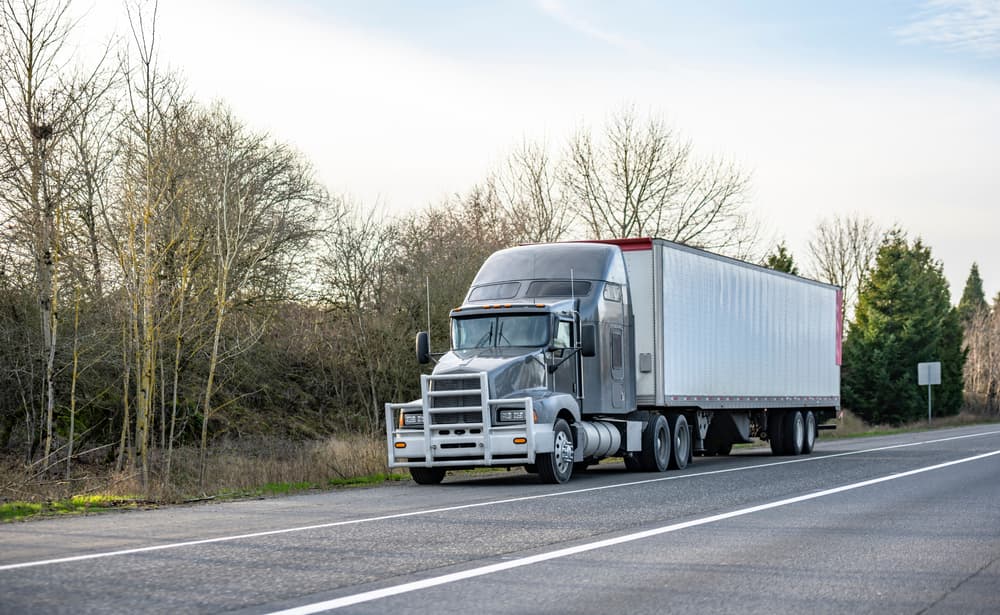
[
  {"xmin": 513, "ymin": 437, "xmax": 527, "ymax": 445},
  {"xmin": 535, "ymin": 304, "xmax": 545, "ymax": 308},
  {"xmin": 394, "ymin": 442, "xmax": 407, "ymax": 449}
]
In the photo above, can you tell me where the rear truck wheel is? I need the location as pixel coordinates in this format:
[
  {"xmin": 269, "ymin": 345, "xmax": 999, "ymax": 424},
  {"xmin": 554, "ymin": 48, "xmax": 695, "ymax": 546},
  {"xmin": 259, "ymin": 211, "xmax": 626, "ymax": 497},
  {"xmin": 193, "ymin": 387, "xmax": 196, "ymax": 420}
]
[
  {"xmin": 713, "ymin": 441, "xmax": 733, "ymax": 456},
  {"xmin": 409, "ymin": 467, "xmax": 446, "ymax": 485},
  {"xmin": 639, "ymin": 413, "xmax": 671, "ymax": 472},
  {"xmin": 538, "ymin": 419, "xmax": 575, "ymax": 484},
  {"xmin": 769, "ymin": 411, "xmax": 785, "ymax": 455},
  {"xmin": 802, "ymin": 410, "xmax": 816, "ymax": 454},
  {"xmin": 667, "ymin": 413, "xmax": 690, "ymax": 470},
  {"xmin": 782, "ymin": 410, "xmax": 805, "ymax": 456}
]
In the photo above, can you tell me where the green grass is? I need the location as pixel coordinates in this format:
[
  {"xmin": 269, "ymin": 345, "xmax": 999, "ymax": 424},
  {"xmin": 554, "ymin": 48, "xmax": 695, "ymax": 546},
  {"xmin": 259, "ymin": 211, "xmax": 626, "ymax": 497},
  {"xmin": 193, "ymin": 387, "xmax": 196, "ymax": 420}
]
[
  {"xmin": 0, "ymin": 495, "xmax": 141, "ymax": 523},
  {"xmin": 330, "ymin": 472, "xmax": 408, "ymax": 487},
  {"xmin": 1, "ymin": 471, "xmax": 410, "ymax": 522}
]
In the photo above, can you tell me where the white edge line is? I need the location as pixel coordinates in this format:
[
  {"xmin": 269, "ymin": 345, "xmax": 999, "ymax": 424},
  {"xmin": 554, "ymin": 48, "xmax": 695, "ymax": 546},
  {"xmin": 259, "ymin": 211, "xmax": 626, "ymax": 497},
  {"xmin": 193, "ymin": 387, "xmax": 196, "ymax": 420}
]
[
  {"xmin": 268, "ymin": 449, "xmax": 1000, "ymax": 614},
  {"xmin": 2, "ymin": 428, "xmax": 999, "ymax": 572}
]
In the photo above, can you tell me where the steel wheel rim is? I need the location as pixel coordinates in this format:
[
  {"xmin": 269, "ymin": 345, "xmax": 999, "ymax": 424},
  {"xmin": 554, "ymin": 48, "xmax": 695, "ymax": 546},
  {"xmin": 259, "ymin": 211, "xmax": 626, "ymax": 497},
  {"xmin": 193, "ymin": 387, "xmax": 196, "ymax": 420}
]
[
  {"xmin": 655, "ymin": 423, "xmax": 669, "ymax": 464},
  {"xmin": 674, "ymin": 424, "xmax": 689, "ymax": 462},
  {"xmin": 794, "ymin": 413, "xmax": 804, "ymax": 448}
]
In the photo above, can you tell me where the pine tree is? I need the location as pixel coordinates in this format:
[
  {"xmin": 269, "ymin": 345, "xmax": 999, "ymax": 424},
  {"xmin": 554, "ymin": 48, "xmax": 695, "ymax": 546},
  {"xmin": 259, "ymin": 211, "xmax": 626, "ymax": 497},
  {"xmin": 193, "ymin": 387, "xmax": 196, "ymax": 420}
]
[
  {"xmin": 764, "ymin": 241, "xmax": 798, "ymax": 275},
  {"xmin": 842, "ymin": 230, "xmax": 965, "ymax": 424},
  {"xmin": 958, "ymin": 263, "xmax": 988, "ymax": 323}
]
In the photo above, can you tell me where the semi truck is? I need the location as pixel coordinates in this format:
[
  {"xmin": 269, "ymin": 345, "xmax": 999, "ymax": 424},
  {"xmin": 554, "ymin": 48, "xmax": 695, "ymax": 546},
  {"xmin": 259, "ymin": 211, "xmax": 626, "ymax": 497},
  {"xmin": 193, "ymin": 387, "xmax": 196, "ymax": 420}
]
[{"xmin": 385, "ymin": 238, "xmax": 842, "ymax": 484}]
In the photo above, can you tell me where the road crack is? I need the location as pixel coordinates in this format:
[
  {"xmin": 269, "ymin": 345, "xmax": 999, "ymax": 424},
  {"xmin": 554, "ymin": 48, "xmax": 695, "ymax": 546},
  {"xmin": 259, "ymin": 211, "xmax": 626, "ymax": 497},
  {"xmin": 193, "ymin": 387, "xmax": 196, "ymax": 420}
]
[{"xmin": 916, "ymin": 554, "xmax": 999, "ymax": 614}]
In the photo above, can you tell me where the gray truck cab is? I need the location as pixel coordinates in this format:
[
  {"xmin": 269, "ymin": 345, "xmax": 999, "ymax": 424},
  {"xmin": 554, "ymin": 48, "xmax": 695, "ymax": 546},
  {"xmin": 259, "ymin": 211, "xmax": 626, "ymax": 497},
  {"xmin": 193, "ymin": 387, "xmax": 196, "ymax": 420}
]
[{"xmin": 386, "ymin": 242, "xmax": 639, "ymax": 484}]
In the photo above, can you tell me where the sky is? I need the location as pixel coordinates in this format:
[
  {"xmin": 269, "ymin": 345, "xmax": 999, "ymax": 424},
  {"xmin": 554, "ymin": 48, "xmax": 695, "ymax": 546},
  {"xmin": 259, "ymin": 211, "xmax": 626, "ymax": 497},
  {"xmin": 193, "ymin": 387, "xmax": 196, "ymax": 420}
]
[{"xmin": 80, "ymin": 0, "xmax": 1000, "ymax": 302}]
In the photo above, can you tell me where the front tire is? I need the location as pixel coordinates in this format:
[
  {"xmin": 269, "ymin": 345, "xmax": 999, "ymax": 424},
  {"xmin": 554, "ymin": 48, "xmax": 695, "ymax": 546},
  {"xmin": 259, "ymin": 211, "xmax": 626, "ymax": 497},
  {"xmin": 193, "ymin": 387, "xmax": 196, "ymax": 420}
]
[
  {"xmin": 638, "ymin": 414, "xmax": 671, "ymax": 472},
  {"xmin": 538, "ymin": 419, "xmax": 574, "ymax": 484},
  {"xmin": 409, "ymin": 467, "xmax": 446, "ymax": 485},
  {"xmin": 667, "ymin": 413, "xmax": 690, "ymax": 470}
]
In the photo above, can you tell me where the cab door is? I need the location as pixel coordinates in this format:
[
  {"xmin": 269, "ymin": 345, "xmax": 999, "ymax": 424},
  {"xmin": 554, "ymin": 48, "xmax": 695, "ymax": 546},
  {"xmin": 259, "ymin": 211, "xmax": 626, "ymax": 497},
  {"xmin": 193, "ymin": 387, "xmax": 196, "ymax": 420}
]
[{"xmin": 551, "ymin": 318, "xmax": 578, "ymax": 398}]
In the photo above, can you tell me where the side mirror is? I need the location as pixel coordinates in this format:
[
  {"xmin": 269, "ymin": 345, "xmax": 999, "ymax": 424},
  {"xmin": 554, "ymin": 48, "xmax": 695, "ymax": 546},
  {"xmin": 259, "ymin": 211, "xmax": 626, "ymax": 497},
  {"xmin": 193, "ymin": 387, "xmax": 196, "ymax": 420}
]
[
  {"xmin": 581, "ymin": 324, "xmax": 597, "ymax": 357},
  {"xmin": 415, "ymin": 331, "xmax": 431, "ymax": 364}
]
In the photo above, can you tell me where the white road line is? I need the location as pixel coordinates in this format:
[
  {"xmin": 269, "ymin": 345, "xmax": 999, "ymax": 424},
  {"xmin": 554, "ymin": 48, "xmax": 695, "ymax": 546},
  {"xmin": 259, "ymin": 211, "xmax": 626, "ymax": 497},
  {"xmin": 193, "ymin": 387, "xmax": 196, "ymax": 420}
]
[
  {"xmin": 1, "ymin": 428, "xmax": 998, "ymax": 572},
  {"xmin": 268, "ymin": 449, "xmax": 1000, "ymax": 614}
]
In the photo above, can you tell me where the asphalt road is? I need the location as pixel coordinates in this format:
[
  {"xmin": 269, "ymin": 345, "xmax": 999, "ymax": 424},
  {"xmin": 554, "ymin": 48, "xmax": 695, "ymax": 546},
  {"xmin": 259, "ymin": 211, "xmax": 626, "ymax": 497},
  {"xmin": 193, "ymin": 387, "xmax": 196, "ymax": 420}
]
[{"xmin": 2, "ymin": 424, "xmax": 999, "ymax": 614}]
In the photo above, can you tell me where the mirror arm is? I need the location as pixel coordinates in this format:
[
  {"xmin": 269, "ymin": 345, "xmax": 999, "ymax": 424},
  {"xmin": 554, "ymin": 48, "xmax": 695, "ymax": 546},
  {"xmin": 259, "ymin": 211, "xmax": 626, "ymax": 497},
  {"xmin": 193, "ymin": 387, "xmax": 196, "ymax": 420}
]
[{"xmin": 546, "ymin": 347, "xmax": 580, "ymax": 373}]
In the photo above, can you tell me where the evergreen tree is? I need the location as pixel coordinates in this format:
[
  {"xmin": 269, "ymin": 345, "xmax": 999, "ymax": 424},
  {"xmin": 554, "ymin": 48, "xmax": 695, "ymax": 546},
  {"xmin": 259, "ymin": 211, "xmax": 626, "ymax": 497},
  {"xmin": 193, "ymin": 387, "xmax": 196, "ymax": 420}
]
[
  {"xmin": 842, "ymin": 230, "xmax": 965, "ymax": 424},
  {"xmin": 764, "ymin": 241, "xmax": 798, "ymax": 275},
  {"xmin": 958, "ymin": 263, "xmax": 988, "ymax": 323}
]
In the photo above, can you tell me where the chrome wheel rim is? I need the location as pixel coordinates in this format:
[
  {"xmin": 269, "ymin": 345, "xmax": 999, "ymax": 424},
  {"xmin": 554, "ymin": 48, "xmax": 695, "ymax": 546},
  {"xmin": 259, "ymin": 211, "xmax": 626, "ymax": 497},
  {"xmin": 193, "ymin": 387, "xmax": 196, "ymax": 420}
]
[{"xmin": 554, "ymin": 430, "xmax": 573, "ymax": 476}]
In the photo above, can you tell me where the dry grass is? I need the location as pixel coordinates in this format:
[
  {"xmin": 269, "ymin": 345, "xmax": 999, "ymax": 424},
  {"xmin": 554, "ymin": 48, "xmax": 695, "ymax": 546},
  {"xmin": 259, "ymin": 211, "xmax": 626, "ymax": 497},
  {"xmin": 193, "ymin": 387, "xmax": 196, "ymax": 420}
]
[
  {"xmin": 0, "ymin": 435, "xmax": 399, "ymax": 512},
  {"xmin": 826, "ymin": 408, "xmax": 999, "ymax": 438}
]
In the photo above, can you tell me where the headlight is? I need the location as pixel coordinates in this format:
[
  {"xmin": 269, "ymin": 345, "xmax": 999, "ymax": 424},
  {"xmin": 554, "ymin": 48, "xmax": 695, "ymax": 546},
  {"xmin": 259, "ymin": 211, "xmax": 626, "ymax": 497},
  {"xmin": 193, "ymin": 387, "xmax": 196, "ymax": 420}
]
[
  {"xmin": 402, "ymin": 413, "xmax": 424, "ymax": 427},
  {"xmin": 498, "ymin": 408, "xmax": 526, "ymax": 423}
]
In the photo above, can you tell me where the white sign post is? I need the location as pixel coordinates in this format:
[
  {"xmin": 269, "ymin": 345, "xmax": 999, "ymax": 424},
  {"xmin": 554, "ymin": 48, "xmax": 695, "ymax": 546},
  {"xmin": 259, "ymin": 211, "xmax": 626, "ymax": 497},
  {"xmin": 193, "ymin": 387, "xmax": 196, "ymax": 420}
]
[{"xmin": 917, "ymin": 362, "xmax": 941, "ymax": 424}]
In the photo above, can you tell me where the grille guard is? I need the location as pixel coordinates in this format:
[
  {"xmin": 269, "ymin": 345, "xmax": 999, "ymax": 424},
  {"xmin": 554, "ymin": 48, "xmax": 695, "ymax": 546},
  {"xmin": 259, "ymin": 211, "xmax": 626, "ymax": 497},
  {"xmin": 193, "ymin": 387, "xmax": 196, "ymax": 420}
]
[{"xmin": 385, "ymin": 372, "xmax": 540, "ymax": 468}]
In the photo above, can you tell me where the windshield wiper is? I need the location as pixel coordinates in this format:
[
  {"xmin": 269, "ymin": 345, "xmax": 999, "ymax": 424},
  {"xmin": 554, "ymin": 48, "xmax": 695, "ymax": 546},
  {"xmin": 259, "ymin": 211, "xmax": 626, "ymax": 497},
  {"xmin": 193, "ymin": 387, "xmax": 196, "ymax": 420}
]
[{"xmin": 475, "ymin": 322, "xmax": 494, "ymax": 348}]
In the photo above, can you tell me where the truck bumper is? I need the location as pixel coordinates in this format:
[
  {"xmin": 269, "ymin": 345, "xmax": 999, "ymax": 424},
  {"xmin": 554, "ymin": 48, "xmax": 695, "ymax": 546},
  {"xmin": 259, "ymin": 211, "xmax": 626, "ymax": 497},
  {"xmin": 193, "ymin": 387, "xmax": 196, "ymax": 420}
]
[{"xmin": 385, "ymin": 373, "xmax": 552, "ymax": 469}]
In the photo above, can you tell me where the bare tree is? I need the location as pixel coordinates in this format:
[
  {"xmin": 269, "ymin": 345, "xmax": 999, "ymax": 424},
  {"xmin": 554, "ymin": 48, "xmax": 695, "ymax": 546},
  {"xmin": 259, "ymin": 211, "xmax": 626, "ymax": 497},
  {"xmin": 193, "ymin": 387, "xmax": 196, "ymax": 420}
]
[
  {"xmin": 0, "ymin": 0, "xmax": 110, "ymax": 467},
  {"xmin": 562, "ymin": 106, "xmax": 757, "ymax": 256},
  {"xmin": 807, "ymin": 213, "xmax": 883, "ymax": 322},
  {"xmin": 195, "ymin": 104, "xmax": 322, "ymax": 482},
  {"xmin": 321, "ymin": 203, "xmax": 399, "ymax": 430},
  {"xmin": 963, "ymin": 302, "xmax": 999, "ymax": 415},
  {"xmin": 492, "ymin": 139, "xmax": 572, "ymax": 243}
]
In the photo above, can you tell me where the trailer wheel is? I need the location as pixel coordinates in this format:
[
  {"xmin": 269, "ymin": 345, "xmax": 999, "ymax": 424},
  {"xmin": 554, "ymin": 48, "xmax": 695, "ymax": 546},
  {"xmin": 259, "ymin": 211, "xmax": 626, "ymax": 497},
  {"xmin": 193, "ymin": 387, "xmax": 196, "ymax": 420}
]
[
  {"xmin": 667, "ymin": 413, "xmax": 690, "ymax": 470},
  {"xmin": 782, "ymin": 410, "xmax": 805, "ymax": 456},
  {"xmin": 538, "ymin": 419, "xmax": 574, "ymax": 484},
  {"xmin": 802, "ymin": 410, "xmax": 816, "ymax": 454},
  {"xmin": 639, "ymin": 414, "xmax": 671, "ymax": 472},
  {"xmin": 769, "ymin": 411, "xmax": 785, "ymax": 455},
  {"xmin": 409, "ymin": 467, "xmax": 446, "ymax": 485}
]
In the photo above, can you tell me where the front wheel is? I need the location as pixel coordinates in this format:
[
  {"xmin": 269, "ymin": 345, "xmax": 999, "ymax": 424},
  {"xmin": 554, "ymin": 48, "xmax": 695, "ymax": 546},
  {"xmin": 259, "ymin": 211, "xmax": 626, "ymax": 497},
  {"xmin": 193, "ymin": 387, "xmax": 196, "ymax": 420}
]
[
  {"xmin": 538, "ymin": 419, "xmax": 575, "ymax": 484},
  {"xmin": 409, "ymin": 467, "xmax": 446, "ymax": 485}
]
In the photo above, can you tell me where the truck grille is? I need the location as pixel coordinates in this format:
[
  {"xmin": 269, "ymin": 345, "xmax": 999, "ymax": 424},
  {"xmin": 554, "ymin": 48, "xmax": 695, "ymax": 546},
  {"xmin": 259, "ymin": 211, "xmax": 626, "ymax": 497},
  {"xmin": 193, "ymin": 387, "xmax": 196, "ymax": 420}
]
[
  {"xmin": 432, "ymin": 411, "xmax": 482, "ymax": 425},
  {"xmin": 431, "ymin": 377, "xmax": 480, "ymax": 391},
  {"xmin": 431, "ymin": 394, "xmax": 482, "ymax": 409},
  {"xmin": 428, "ymin": 376, "xmax": 484, "ymax": 422}
]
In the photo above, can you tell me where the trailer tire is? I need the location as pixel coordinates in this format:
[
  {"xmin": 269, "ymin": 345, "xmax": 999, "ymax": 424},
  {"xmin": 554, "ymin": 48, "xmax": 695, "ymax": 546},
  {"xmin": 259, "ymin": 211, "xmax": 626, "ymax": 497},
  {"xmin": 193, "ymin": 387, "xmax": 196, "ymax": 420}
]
[
  {"xmin": 639, "ymin": 414, "xmax": 671, "ymax": 472},
  {"xmin": 409, "ymin": 467, "xmax": 446, "ymax": 485},
  {"xmin": 769, "ymin": 411, "xmax": 786, "ymax": 455},
  {"xmin": 538, "ymin": 419, "xmax": 574, "ymax": 484},
  {"xmin": 782, "ymin": 410, "xmax": 805, "ymax": 456},
  {"xmin": 667, "ymin": 413, "xmax": 690, "ymax": 470},
  {"xmin": 802, "ymin": 410, "xmax": 816, "ymax": 454}
]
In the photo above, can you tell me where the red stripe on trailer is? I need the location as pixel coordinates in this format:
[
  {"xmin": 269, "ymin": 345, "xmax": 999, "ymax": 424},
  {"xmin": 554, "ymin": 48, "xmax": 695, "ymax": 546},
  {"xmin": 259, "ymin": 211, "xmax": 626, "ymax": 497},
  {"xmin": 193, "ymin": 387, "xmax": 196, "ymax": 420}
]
[
  {"xmin": 835, "ymin": 289, "xmax": 843, "ymax": 366},
  {"xmin": 589, "ymin": 237, "xmax": 654, "ymax": 251}
]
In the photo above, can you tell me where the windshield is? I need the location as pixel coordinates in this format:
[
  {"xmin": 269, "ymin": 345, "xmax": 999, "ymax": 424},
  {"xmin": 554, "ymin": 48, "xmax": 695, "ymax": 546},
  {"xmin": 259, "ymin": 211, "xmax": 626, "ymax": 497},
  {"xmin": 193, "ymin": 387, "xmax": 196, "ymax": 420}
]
[{"xmin": 452, "ymin": 315, "xmax": 550, "ymax": 350}]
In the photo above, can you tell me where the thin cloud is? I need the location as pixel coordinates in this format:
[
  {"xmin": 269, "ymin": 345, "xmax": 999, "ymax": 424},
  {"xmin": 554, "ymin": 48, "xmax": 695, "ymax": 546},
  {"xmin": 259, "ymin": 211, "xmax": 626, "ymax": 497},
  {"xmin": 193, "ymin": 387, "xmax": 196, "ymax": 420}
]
[
  {"xmin": 895, "ymin": 0, "xmax": 1000, "ymax": 56},
  {"xmin": 536, "ymin": 0, "xmax": 643, "ymax": 53}
]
